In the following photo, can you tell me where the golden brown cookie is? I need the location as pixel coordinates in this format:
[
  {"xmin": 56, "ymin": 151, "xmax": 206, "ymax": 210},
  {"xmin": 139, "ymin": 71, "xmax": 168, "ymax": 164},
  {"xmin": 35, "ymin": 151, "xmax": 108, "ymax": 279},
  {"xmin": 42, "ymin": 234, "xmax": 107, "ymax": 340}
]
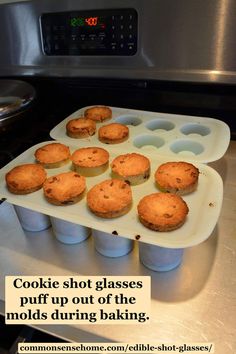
[
  {"xmin": 5, "ymin": 163, "xmax": 47, "ymax": 194},
  {"xmin": 84, "ymin": 106, "xmax": 112, "ymax": 122},
  {"xmin": 98, "ymin": 123, "xmax": 129, "ymax": 144},
  {"xmin": 87, "ymin": 179, "xmax": 132, "ymax": 218},
  {"xmin": 34, "ymin": 143, "xmax": 71, "ymax": 168},
  {"xmin": 137, "ymin": 193, "xmax": 189, "ymax": 231},
  {"xmin": 66, "ymin": 117, "xmax": 96, "ymax": 138},
  {"xmin": 43, "ymin": 171, "xmax": 86, "ymax": 206},
  {"xmin": 111, "ymin": 153, "xmax": 150, "ymax": 185},
  {"xmin": 155, "ymin": 161, "xmax": 199, "ymax": 195},
  {"xmin": 71, "ymin": 147, "xmax": 109, "ymax": 177}
]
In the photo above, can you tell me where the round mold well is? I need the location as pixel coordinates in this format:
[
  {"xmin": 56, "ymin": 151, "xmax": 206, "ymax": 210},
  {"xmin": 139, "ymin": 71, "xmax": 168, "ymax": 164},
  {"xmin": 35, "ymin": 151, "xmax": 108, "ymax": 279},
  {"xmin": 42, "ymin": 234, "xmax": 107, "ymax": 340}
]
[
  {"xmin": 180, "ymin": 123, "xmax": 211, "ymax": 136},
  {"xmin": 146, "ymin": 119, "xmax": 175, "ymax": 132},
  {"xmin": 170, "ymin": 140, "xmax": 204, "ymax": 156},
  {"xmin": 133, "ymin": 134, "xmax": 165, "ymax": 150},
  {"xmin": 114, "ymin": 115, "xmax": 142, "ymax": 126}
]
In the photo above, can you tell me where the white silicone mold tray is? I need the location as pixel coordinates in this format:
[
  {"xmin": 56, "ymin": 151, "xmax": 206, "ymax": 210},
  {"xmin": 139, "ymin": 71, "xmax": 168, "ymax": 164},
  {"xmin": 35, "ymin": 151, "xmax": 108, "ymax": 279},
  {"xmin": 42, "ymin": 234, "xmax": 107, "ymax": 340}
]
[
  {"xmin": 50, "ymin": 106, "xmax": 230, "ymax": 163},
  {"xmin": 0, "ymin": 141, "xmax": 223, "ymax": 249}
]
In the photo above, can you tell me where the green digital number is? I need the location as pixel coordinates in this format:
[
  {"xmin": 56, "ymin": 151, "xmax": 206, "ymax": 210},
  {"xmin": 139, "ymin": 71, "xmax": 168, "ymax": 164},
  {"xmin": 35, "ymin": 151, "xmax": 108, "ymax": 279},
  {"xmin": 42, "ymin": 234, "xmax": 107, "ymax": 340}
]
[
  {"xmin": 70, "ymin": 17, "xmax": 84, "ymax": 27},
  {"xmin": 70, "ymin": 18, "xmax": 77, "ymax": 27}
]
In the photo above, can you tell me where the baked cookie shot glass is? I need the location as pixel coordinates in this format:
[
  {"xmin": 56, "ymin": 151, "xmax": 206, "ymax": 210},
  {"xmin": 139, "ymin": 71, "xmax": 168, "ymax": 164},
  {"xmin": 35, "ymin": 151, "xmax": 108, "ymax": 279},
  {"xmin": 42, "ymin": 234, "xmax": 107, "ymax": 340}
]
[
  {"xmin": 137, "ymin": 193, "xmax": 189, "ymax": 232},
  {"xmin": 98, "ymin": 123, "xmax": 129, "ymax": 144},
  {"xmin": 84, "ymin": 106, "xmax": 112, "ymax": 122},
  {"xmin": 138, "ymin": 243, "xmax": 184, "ymax": 272},
  {"xmin": 34, "ymin": 142, "xmax": 71, "ymax": 168},
  {"xmin": 50, "ymin": 216, "xmax": 91, "ymax": 244},
  {"xmin": 111, "ymin": 152, "xmax": 150, "ymax": 185},
  {"xmin": 43, "ymin": 171, "xmax": 86, "ymax": 205},
  {"xmin": 155, "ymin": 161, "xmax": 199, "ymax": 195},
  {"xmin": 5, "ymin": 163, "xmax": 47, "ymax": 194},
  {"xmin": 66, "ymin": 117, "xmax": 96, "ymax": 138},
  {"xmin": 14, "ymin": 205, "xmax": 51, "ymax": 232},
  {"xmin": 92, "ymin": 229, "xmax": 134, "ymax": 258},
  {"xmin": 87, "ymin": 179, "xmax": 132, "ymax": 218},
  {"xmin": 71, "ymin": 147, "xmax": 109, "ymax": 177}
]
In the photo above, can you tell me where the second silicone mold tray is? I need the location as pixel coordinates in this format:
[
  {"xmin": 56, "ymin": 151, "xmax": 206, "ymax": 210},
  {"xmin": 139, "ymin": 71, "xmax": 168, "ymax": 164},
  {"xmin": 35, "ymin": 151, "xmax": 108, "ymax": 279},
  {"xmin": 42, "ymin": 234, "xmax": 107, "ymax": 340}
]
[{"xmin": 50, "ymin": 106, "xmax": 230, "ymax": 163}]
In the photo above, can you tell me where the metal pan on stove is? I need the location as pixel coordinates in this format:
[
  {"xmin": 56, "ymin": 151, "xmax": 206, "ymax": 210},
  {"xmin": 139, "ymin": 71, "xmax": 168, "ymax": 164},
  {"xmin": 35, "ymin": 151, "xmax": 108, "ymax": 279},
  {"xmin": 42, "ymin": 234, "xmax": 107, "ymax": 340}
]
[{"xmin": 0, "ymin": 79, "xmax": 36, "ymax": 133}]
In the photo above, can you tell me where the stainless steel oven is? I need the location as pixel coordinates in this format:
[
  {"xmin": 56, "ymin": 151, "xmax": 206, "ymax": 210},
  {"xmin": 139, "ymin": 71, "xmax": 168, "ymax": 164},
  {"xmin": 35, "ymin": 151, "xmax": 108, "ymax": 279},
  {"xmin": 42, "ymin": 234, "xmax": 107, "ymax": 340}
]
[{"xmin": 0, "ymin": 1, "xmax": 235, "ymax": 352}]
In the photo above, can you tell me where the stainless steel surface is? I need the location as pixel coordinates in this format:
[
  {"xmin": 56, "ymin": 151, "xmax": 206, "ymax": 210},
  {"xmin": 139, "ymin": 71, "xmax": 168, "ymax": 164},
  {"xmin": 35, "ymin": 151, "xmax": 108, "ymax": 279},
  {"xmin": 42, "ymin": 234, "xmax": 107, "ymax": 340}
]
[
  {"xmin": 1, "ymin": 0, "xmax": 236, "ymax": 83},
  {"xmin": 0, "ymin": 79, "xmax": 36, "ymax": 126},
  {"xmin": 0, "ymin": 141, "xmax": 236, "ymax": 353}
]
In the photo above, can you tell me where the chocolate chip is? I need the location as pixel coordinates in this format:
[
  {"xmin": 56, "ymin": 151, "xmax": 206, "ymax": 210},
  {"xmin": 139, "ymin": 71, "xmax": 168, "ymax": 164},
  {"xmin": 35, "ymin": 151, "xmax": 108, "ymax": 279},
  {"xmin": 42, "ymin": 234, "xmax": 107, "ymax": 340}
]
[
  {"xmin": 135, "ymin": 235, "xmax": 141, "ymax": 240},
  {"xmin": 49, "ymin": 176, "xmax": 58, "ymax": 183},
  {"xmin": 163, "ymin": 213, "xmax": 173, "ymax": 218},
  {"xmin": 191, "ymin": 172, "xmax": 197, "ymax": 177},
  {"xmin": 61, "ymin": 200, "xmax": 74, "ymax": 205},
  {"xmin": 112, "ymin": 231, "xmax": 118, "ymax": 235}
]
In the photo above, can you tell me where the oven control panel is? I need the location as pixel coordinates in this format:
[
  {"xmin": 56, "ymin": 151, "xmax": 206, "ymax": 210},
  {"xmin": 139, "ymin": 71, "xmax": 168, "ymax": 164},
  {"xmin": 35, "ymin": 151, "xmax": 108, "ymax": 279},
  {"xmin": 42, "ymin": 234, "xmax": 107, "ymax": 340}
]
[{"xmin": 41, "ymin": 8, "xmax": 137, "ymax": 56}]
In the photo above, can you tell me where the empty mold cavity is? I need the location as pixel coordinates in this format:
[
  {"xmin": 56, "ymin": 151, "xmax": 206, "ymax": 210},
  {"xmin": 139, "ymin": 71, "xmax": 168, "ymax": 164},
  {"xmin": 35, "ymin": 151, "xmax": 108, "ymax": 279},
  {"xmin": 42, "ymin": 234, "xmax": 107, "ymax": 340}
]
[
  {"xmin": 146, "ymin": 119, "xmax": 175, "ymax": 132},
  {"xmin": 170, "ymin": 140, "xmax": 204, "ymax": 156},
  {"xmin": 114, "ymin": 115, "xmax": 142, "ymax": 126},
  {"xmin": 133, "ymin": 134, "xmax": 165, "ymax": 150},
  {"xmin": 180, "ymin": 123, "xmax": 211, "ymax": 136}
]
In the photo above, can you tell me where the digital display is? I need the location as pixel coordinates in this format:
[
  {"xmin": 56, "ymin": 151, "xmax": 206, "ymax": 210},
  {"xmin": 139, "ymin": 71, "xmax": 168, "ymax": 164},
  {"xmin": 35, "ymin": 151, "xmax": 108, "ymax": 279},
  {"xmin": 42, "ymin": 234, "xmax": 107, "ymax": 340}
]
[{"xmin": 70, "ymin": 16, "xmax": 105, "ymax": 28}]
